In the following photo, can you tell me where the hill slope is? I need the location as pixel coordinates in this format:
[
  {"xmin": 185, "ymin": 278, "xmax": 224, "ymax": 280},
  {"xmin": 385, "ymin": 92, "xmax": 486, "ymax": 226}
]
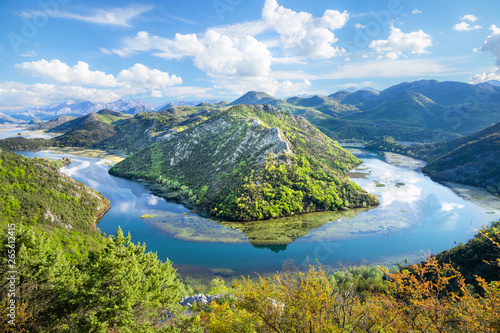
[
  {"xmin": 422, "ymin": 122, "xmax": 500, "ymax": 193},
  {"xmin": 0, "ymin": 148, "xmax": 109, "ymax": 230},
  {"xmin": 110, "ymin": 105, "xmax": 378, "ymax": 221},
  {"xmin": 0, "ymin": 112, "xmax": 25, "ymax": 124},
  {"xmin": 32, "ymin": 115, "xmax": 76, "ymax": 130}
]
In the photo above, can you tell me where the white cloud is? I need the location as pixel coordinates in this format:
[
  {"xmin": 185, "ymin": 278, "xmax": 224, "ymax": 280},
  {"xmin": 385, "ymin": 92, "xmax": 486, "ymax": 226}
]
[
  {"xmin": 461, "ymin": 14, "xmax": 478, "ymax": 22},
  {"xmin": 355, "ymin": 23, "xmax": 365, "ymax": 29},
  {"xmin": 412, "ymin": 9, "xmax": 422, "ymax": 14},
  {"xmin": 105, "ymin": 31, "xmax": 272, "ymax": 79},
  {"xmin": 25, "ymin": 5, "xmax": 154, "ymax": 27},
  {"xmin": 219, "ymin": 77, "xmax": 311, "ymax": 98},
  {"xmin": 102, "ymin": 0, "xmax": 353, "ymax": 97},
  {"xmin": 21, "ymin": 50, "xmax": 38, "ymax": 58},
  {"xmin": 262, "ymin": 0, "xmax": 348, "ymax": 59},
  {"xmin": 469, "ymin": 25, "xmax": 500, "ymax": 83},
  {"xmin": 469, "ymin": 69, "xmax": 500, "ymax": 84},
  {"xmin": 453, "ymin": 22, "xmax": 482, "ymax": 32},
  {"xmin": 8, "ymin": 59, "xmax": 184, "ymax": 106},
  {"xmin": 16, "ymin": 59, "xmax": 182, "ymax": 90},
  {"xmin": 369, "ymin": 25, "xmax": 432, "ymax": 59},
  {"xmin": 16, "ymin": 59, "xmax": 118, "ymax": 87},
  {"xmin": 0, "ymin": 81, "xmax": 121, "ymax": 107},
  {"xmin": 117, "ymin": 63, "xmax": 182, "ymax": 88},
  {"xmin": 212, "ymin": 20, "xmax": 269, "ymax": 39}
]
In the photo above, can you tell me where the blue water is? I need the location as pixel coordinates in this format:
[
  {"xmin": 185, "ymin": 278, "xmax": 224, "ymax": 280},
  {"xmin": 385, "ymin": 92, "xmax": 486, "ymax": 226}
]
[{"xmin": 16, "ymin": 148, "xmax": 500, "ymax": 276}]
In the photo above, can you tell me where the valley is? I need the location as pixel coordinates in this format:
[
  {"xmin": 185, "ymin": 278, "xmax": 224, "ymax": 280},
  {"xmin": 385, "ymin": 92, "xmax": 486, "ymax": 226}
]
[{"xmin": 1, "ymin": 79, "xmax": 499, "ymax": 331}]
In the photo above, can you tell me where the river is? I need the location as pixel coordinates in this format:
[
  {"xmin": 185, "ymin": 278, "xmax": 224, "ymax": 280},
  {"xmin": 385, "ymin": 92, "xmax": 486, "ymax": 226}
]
[
  {"xmin": 14, "ymin": 144, "xmax": 500, "ymax": 277},
  {"xmin": 3, "ymin": 124, "xmax": 499, "ymax": 276}
]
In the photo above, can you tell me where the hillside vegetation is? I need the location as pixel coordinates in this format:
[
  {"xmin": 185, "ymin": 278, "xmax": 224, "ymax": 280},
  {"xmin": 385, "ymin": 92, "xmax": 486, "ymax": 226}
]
[
  {"xmin": 110, "ymin": 105, "xmax": 378, "ymax": 221},
  {"xmin": 366, "ymin": 122, "xmax": 500, "ymax": 194},
  {"xmin": 0, "ymin": 147, "xmax": 109, "ymax": 230}
]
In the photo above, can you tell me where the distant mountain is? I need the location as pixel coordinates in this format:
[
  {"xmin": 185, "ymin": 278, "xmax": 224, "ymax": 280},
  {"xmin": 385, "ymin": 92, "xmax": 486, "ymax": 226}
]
[
  {"xmin": 379, "ymin": 80, "xmax": 500, "ymax": 105},
  {"xmin": 0, "ymin": 112, "xmax": 26, "ymax": 124},
  {"xmin": 350, "ymin": 90, "xmax": 442, "ymax": 128},
  {"xmin": 227, "ymin": 91, "xmax": 275, "ymax": 106},
  {"xmin": 49, "ymin": 109, "xmax": 129, "ymax": 134},
  {"xmin": 339, "ymin": 90, "xmax": 381, "ymax": 110},
  {"xmin": 343, "ymin": 87, "xmax": 378, "ymax": 93},
  {"xmin": 156, "ymin": 99, "xmax": 224, "ymax": 110},
  {"xmin": 32, "ymin": 115, "xmax": 76, "ymax": 131},
  {"xmin": 227, "ymin": 80, "xmax": 500, "ymax": 141},
  {"xmin": 12, "ymin": 99, "xmax": 157, "ymax": 120},
  {"xmin": 484, "ymin": 80, "xmax": 500, "ymax": 87}
]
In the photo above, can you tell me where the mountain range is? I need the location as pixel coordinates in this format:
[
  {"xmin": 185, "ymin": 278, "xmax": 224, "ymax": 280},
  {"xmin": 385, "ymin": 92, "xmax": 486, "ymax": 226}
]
[
  {"xmin": 5, "ymin": 99, "xmax": 157, "ymax": 121},
  {"xmin": 228, "ymin": 80, "xmax": 500, "ymax": 142},
  {"xmin": 4, "ymin": 99, "xmax": 227, "ymax": 122},
  {"xmin": 3, "ymin": 79, "xmax": 500, "ymax": 143}
]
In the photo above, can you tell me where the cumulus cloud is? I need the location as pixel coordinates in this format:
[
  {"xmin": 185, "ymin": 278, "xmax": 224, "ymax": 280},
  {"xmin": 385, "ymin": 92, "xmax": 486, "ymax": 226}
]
[
  {"xmin": 7, "ymin": 59, "xmax": 184, "ymax": 106},
  {"xmin": 469, "ymin": 25, "xmax": 500, "ymax": 83},
  {"xmin": 16, "ymin": 59, "xmax": 118, "ymax": 87},
  {"xmin": 100, "ymin": 0, "xmax": 351, "ymax": 97},
  {"xmin": 369, "ymin": 25, "xmax": 432, "ymax": 59},
  {"xmin": 117, "ymin": 63, "xmax": 182, "ymax": 88},
  {"xmin": 453, "ymin": 22, "xmax": 481, "ymax": 32},
  {"xmin": 0, "ymin": 81, "xmax": 121, "ymax": 107},
  {"xmin": 354, "ymin": 23, "xmax": 365, "ymax": 29},
  {"xmin": 106, "ymin": 30, "xmax": 272, "ymax": 79},
  {"xmin": 16, "ymin": 59, "xmax": 182, "ymax": 89},
  {"xmin": 469, "ymin": 70, "xmax": 500, "ymax": 84},
  {"xmin": 461, "ymin": 14, "xmax": 479, "ymax": 22},
  {"xmin": 24, "ymin": 4, "xmax": 154, "ymax": 27},
  {"xmin": 262, "ymin": 0, "xmax": 348, "ymax": 58},
  {"xmin": 412, "ymin": 9, "xmax": 422, "ymax": 14}
]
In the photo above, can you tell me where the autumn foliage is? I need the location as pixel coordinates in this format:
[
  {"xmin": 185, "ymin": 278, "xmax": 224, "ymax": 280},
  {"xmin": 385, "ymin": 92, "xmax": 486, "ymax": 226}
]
[{"xmin": 201, "ymin": 255, "xmax": 500, "ymax": 332}]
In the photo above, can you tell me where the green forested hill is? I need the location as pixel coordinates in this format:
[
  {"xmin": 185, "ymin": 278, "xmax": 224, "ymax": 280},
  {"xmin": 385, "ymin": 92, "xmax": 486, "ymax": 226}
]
[
  {"xmin": 110, "ymin": 104, "xmax": 378, "ymax": 221},
  {"xmin": 0, "ymin": 147, "xmax": 109, "ymax": 230},
  {"xmin": 422, "ymin": 123, "xmax": 500, "ymax": 193}
]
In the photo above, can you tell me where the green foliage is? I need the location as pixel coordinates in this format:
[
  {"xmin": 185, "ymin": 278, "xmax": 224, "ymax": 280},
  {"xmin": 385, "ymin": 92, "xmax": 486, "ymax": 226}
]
[
  {"xmin": 0, "ymin": 148, "xmax": 109, "ymax": 231},
  {"xmin": 434, "ymin": 220, "xmax": 500, "ymax": 288},
  {"xmin": 0, "ymin": 226, "xmax": 184, "ymax": 332}
]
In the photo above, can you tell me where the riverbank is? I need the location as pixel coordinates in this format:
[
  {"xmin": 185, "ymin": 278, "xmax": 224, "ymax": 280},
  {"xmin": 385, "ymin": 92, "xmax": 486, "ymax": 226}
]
[
  {"xmin": 379, "ymin": 151, "xmax": 499, "ymax": 214},
  {"xmin": 441, "ymin": 181, "xmax": 500, "ymax": 213}
]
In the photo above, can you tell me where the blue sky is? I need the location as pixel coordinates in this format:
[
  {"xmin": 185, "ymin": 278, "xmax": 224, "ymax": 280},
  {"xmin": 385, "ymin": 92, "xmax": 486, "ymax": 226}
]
[{"xmin": 1, "ymin": 0, "xmax": 500, "ymax": 108}]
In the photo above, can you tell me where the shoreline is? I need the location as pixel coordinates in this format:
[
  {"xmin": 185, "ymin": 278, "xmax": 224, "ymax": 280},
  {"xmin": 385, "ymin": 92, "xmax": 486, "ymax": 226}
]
[{"xmin": 380, "ymin": 151, "xmax": 499, "ymax": 213}]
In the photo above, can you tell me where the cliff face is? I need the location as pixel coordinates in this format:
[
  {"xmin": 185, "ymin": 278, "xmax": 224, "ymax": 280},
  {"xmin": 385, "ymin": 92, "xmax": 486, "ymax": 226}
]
[{"xmin": 110, "ymin": 105, "xmax": 378, "ymax": 221}]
